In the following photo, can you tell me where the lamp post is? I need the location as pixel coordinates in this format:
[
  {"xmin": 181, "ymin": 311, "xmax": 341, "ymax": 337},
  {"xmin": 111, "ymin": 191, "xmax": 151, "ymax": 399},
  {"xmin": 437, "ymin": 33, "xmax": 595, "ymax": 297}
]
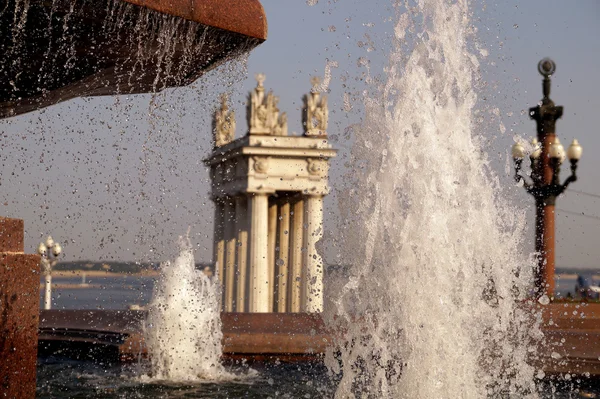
[
  {"xmin": 512, "ymin": 58, "xmax": 583, "ymax": 299},
  {"xmin": 38, "ymin": 235, "xmax": 62, "ymax": 310}
]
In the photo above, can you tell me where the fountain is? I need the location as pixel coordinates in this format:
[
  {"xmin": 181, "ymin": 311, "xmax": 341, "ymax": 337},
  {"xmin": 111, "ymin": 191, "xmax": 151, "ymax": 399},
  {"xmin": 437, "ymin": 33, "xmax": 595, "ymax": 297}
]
[
  {"xmin": 0, "ymin": 0, "xmax": 267, "ymax": 397},
  {"xmin": 0, "ymin": 0, "xmax": 267, "ymax": 118},
  {"xmin": 325, "ymin": 1, "xmax": 540, "ymax": 397},
  {"xmin": 144, "ymin": 234, "xmax": 230, "ymax": 381},
  {"xmin": 2, "ymin": 0, "xmax": 599, "ymax": 397}
]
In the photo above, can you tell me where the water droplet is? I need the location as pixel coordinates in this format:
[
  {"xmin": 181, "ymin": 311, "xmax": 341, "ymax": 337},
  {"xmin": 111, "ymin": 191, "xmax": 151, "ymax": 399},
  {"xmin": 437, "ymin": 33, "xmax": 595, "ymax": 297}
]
[
  {"xmin": 536, "ymin": 371, "xmax": 545, "ymax": 379},
  {"xmin": 538, "ymin": 295, "xmax": 550, "ymax": 305}
]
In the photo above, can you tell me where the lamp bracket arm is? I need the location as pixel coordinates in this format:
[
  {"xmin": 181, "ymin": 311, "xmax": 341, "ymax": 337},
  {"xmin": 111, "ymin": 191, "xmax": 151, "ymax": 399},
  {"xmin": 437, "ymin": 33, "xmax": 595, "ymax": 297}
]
[{"xmin": 559, "ymin": 174, "xmax": 577, "ymax": 195}]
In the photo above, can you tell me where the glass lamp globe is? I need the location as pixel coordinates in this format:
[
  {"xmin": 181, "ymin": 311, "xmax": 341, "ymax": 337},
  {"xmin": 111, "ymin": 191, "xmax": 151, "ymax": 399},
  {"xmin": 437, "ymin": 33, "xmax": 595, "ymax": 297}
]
[
  {"xmin": 45, "ymin": 236, "xmax": 55, "ymax": 248},
  {"xmin": 567, "ymin": 139, "xmax": 582, "ymax": 161},
  {"xmin": 37, "ymin": 243, "xmax": 47, "ymax": 255},
  {"xmin": 511, "ymin": 142, "xmax": 525, "ymax": 159},
  {"xmin": 52, "ymin": 243, "xmax": 62, "ymax": 256},
  {"xmin": 549, "ymin": 138, "xmax": 565, "ymax": 163}
]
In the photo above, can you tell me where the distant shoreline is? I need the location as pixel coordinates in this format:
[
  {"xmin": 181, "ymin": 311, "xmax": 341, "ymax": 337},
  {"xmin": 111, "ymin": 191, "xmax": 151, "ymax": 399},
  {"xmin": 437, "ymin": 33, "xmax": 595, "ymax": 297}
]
[
  {"xmin": 51, "ymin": 270, "xmax": 159, "ymax": 278},
  {"xmin": 44, "ymin": 270, "xmax": 597, "ymax": 280},
  {"xmin": 557, "ymin": 273, "xmax": 599, "ymax": 280},
  {"xmin": 39, "ymin": 283, "xmax": 104, "ymax": 290}
]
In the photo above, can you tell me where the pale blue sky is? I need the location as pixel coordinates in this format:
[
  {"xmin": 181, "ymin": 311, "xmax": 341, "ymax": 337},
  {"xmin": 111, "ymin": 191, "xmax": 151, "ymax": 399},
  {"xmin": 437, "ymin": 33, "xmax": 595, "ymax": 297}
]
[{"xmin": 0, "ymin": 0, "xmax": 598, "ymax": 268}]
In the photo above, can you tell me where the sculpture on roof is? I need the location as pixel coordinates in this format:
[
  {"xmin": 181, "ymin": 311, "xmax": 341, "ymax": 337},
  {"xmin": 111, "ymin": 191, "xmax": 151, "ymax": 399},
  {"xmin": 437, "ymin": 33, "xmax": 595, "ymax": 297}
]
[
  {"xmin": 303, "ymin": 76, "xmax": 328, "ymax": 136},
  {"xmin": 214, "ymin": 93, "xmax": 236, "ymax": 147},
  {"xmin": 248, "ymin": 73, "xmax": 288, "ymax": 136}
]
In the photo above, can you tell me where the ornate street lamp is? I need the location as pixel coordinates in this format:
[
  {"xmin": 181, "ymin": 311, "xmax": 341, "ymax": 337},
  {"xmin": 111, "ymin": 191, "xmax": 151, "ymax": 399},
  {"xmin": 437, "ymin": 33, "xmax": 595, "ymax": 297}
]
[
  {"xmin": 38, "ymin": 235, "xmax": 63, "ymax": 310},
  {"xmin": 512, "ymin": 58, "xmax": 583, "ymax": 299}
]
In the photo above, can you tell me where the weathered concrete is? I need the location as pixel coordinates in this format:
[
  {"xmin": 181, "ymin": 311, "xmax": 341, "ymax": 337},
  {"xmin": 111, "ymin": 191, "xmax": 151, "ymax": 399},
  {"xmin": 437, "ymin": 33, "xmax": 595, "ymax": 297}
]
[{"xmin": 0, "ymin": 218, "xmax": 40, "ymax": 399}]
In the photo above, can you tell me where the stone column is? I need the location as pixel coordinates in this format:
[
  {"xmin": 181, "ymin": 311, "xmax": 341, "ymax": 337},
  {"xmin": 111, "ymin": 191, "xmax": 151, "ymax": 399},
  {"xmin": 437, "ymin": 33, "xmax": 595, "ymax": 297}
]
[
  {"xmin": 288, "ymin": 197, "xmax": 304, "ymax": 313},
  {"xmin": 302, "ymin": 195, "xmax": 324, "ymax": 313},
  {"xmin": 248, "ymin": 193, "xmax": 270, "ymax": 312},
  {"xmin": 267, "ymin": 201, "xmax": 278, "ymax": 312},
  {"xmin": 235, "ymin": 196, "xmax": 249, "ymax": 312},
  {"xmin": 213, "ymin": 197, "xmax": 225, "ymax": 306},
  {"xmin": 0, "ymin": 218, "xmax": 40, "ymax": 399},
  {"xmin": 276, "ymin": 201, "xmax": 291, "ymax": 312},
  {"xmin": 223, "ymin": 197, "xmax": 237, "ymax": 312}
]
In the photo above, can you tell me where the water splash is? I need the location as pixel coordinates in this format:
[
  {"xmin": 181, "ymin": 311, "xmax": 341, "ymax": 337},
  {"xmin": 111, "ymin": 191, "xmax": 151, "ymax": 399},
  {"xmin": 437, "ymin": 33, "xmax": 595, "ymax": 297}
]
[
  {"xmin": 325, "ymin": 1, "xmax": 541, "ymax": 398},
  {"xmin": 143, "ymin": 233, "xmax": 231, "ymax": 382}
]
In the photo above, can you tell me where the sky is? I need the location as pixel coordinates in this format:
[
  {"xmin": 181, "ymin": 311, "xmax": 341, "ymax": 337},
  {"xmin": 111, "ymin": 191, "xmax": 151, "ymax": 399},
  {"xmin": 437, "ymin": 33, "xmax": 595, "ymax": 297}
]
[{"xmin": 0, "ymin": 0, "xmax": 598, "ymax": 268}]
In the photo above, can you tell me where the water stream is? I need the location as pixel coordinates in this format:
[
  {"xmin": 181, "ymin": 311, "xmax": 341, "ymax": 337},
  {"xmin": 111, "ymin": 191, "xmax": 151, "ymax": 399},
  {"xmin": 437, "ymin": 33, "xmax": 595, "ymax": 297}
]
[
  {"xmin": 326, "ymin": 1, "xmax": 541, "ymax": 398},
  {"xmin": 143, "ymin": 234, "xmax": 232, "ymax": 382}
]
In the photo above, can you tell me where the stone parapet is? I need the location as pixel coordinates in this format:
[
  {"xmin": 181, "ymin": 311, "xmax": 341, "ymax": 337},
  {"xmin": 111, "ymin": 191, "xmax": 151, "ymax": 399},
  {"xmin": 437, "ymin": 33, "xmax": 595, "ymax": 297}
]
[
  {"xmin": 0, "ymin": 218, "xmax": 40, "ymax": 399},
  {"xmin": 0, "ymin": 217, "xmax": 24, "ymax": 252}
]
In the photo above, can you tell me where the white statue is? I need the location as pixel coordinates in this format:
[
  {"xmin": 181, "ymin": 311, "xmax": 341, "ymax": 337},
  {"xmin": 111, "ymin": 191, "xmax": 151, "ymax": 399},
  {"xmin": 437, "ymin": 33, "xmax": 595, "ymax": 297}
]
[
  {"xmin": 248, "ymin": 73, "xmax": 288, "ymax": 136},
  {"xmin": 214, "ymin": 94, "xmax": 236, "ymax": 147},
  {"xmin": 273, "ymin": 112, "xmax": 288, "ymax": 136},
  {"xmin": 304, "ymin": 76, "xmax": 328, "ymax": 136}
]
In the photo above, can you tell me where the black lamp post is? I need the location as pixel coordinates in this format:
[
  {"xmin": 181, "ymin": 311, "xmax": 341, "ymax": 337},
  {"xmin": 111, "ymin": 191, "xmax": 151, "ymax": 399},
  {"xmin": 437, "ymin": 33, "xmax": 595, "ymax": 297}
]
[{"xmin": 511, "ymin": 58, "xmax": 583, "ymax": 298}]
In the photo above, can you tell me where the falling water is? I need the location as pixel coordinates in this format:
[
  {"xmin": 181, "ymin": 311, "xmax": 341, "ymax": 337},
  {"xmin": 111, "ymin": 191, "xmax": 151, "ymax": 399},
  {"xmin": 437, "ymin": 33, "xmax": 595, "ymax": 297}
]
[
  {"xmin": 1, "ymin": 0, "xmax": 258, "ymax": 109},
  {"xmin": 144, "ymin": 234, "xmax": 231, "ymax": 382},
  {"xmin": 326, "ymin": 1, "xmax": 541, "ymax": 398}
]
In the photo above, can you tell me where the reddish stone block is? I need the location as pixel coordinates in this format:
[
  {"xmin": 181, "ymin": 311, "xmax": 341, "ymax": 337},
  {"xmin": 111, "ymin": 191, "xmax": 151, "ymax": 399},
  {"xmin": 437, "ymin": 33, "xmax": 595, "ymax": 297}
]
[
  {"xmin": 0, "ymin": 252, "xmax": 40, "ymax": 399},
  {"xmin": 121, "ymin": 0, "xmax": 268, "ymax": 40},
  {"xmin": 539, "ymin": 302, "xmax": 600, "ymax": 376},
  {"xmin": 0, "ymin": 218, "xmax": 24, "ymax": 253}
]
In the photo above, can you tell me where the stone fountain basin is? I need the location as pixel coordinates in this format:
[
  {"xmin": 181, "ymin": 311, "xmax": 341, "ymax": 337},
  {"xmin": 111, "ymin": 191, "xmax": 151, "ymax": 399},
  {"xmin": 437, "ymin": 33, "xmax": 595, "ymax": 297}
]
[
  {"xmin": 38, "ymin": 310, "xmax": 327, "ymax": 363},
  {"xmin": 38, "ymin": 304, "xmax": 600, "ymax": 376},
  {"xmin": 0, "ymin": 0, "xmax": 267, "ymax": 118}
]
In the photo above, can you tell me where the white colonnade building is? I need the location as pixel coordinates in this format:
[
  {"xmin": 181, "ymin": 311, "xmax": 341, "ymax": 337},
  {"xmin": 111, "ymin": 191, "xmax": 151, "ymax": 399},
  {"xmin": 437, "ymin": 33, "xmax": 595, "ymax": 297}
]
[{"xmin": 205, "ymin": 75, "xmax": 336, "ymax": 313}]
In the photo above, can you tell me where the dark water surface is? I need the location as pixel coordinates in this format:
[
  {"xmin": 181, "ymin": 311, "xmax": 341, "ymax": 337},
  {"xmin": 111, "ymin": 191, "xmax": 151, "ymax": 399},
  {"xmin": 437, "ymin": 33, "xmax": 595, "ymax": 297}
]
[
  {"xmin": 36, "ymin": 356, "xmax": 600, "ymax": 398},
  {"xmin": 37, "ymin": 358, "xmax": 336, "ymax": 398}
]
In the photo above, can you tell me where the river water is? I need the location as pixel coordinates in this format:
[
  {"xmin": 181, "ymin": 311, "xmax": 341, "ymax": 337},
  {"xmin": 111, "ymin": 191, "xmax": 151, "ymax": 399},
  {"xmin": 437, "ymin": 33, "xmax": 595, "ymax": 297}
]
[{"xmin": 38, "ymin": 274, "xmax": 588, "ymax": 310}]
